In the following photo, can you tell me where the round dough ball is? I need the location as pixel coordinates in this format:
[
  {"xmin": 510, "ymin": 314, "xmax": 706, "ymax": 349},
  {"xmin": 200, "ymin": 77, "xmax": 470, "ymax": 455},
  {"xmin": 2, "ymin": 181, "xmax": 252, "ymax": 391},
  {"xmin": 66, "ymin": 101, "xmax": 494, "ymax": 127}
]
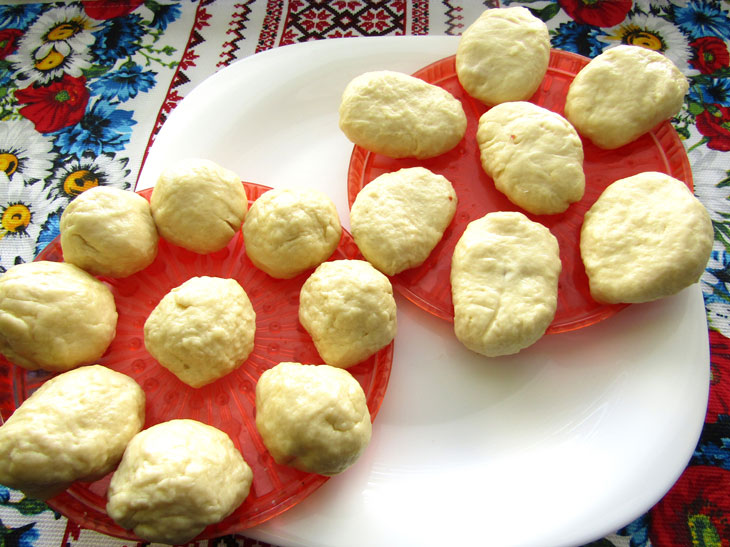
[
  {"xmin": 451, "ymin": 212, "xmax": 561, "ymax": 357},
  {"xmin": 456, "ymin": 7, "xmax": 550, "ymax": 106},
  {"xmin": 144, "ymin": 276, "xmax": 255, "ymax": 388},
  {"xmin": 580, "ymin": 172, "xmax": 712, "ymax": 303},
  {"xmin": 299, "ymin": 259, "xmax": 397, "ymax": 368},
  {"xmin": 0, "ymin": 261, "xmax": 117, "ymax": 371},
  {"xmin": 60, "ymin": 186, "xmax": 158, "ymax": 278},
  {"xmin": 338, "ymin": 70, "xmax": 467, "ymax": 159},
  {"xmin": 0, "ymin": 365, "xmax": 144, "ymax": 500},
  {"xmin": 565, "ymin": 45, "xmax": 689, "ymax": 149},
  {"xmin": 476, "ymin": 101, "xmax": 585, "ymax": 215},
  {"xmin": 350, "ymin": 167, "xmax": 457, "ymax": 275},
  {"xmin": 150, "ymin": 158, "xmax": 247, "ymax": 253},
  {"xmin": 243, "ymin": 187, "xmax": 342, "ymax": 279},
  {"xmin": 107, "ymin": 419, "xmax": 252, "ymax": 545},
  {"xmin": 255, "ymin": 362, "xmax": 371, "ymax": 476}
]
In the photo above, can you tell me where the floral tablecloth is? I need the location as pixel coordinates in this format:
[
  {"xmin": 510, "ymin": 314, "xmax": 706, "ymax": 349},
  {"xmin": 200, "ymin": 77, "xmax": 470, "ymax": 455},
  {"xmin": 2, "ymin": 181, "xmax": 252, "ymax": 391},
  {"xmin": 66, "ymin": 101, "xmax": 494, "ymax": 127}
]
[{"xmin": 0, "ymin": 1, "xmax": 728, "ymax": 546}]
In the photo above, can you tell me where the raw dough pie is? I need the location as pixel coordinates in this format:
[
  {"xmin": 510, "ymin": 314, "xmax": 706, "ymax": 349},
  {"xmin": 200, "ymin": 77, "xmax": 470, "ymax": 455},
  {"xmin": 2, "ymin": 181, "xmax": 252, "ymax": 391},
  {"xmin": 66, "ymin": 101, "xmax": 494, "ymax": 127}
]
[
  {"xmin": 256, "ymin": 362, "xmax": 371, "ymax": 476},
  {"xmin": 580, "ymin": 171, "xmax": 713, "ymax": 303},
  {"xmin": 451, "ymin": 211, "xmax": 561, "ymax": 357},
  {"xmin": 477, "ymin": 101, "xmax": 585, "ymax": 215},
  {"xmin": 456, "ymin": 7, "xmax": 550, "ymax": 106}
]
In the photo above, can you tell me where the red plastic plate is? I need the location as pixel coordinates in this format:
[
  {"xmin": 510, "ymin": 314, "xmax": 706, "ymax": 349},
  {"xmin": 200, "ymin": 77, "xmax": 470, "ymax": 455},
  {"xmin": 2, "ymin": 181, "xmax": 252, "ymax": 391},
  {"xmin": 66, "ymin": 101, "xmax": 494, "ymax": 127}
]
[
  {"xmin": 347, "ymin": 50, "xmax": 693, "ymax": 334},
  {"xmin": 1, "ymin": 182, "xmax": 393, "ymax": 540}
]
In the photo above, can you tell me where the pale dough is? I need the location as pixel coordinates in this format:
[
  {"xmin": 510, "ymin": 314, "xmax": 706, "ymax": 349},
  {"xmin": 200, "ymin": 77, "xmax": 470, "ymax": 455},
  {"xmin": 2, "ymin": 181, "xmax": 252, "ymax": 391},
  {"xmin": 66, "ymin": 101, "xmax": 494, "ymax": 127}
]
[
  {"xmin": 299, "ymin": 259, "xmax": 397, "ymax": 368},
  {"xmin": 476, "ymin": 101, "xmax": 585, "ymax": 215},
  {"xmin": 150, "ymin": 158, "xmax": 247, "ymax": 253},
  {"xmin": 243, "ymin": 187, "xmax": 342, "ymax": 279},
  {"xmin": 451, "ymin": 212, "xmax": 561, "ymax": 357},
  {"xmin": 60, "ymin": 186, "xmax": 158, "ymax": 278},
  {"xmin": 565, "ymin": 45, "xmax": 689, "ymax": 149},
  {"xmin": 350, "ymin": 167, "xmax": 457, "ymax": 275},
  {"xmin": 580, "ymin": 171, "xmax": 713, "ymax": 303},
  {"xmin": 144, "ymin": 276, "xmax": 256, "ymax": 388},
  {"xmin": 0, "ymin": 365, "xmax": 144, "ymax": 500},
  {"xmin": 0, "ymin": 261, "xmax": 117, "ymax": 371},
  {"xmin": 338, "ymin": 70, "xmax": 467, "ymax": 159},
  {"xmin": 456, "ymin": 7, "xmax": 550, "ymax": 106},
  {"xmin": 106, "ymin": 419, "xmax": 252, "ymax": 545},
  {"xmin": 255, "ymin": 362, "xmax": 372, "ymax": 476}
]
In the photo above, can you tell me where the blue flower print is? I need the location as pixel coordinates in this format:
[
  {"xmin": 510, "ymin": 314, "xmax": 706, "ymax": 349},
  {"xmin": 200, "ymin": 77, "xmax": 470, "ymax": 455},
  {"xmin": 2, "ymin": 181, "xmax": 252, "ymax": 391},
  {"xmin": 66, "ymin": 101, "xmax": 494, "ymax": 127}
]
[
  {"xmin": 90, "ymin": 62, "xmax": 156, "ymax": 102},
  {"xmin": 673, "ymin": 0, "xmax": 730, "ymax": 41},
  {"xmin": 36, "ymin": 211, "xmax": 60, "ymax": 256},
  {"xmin": 0, "ymin": 4, "xmax": 43, "ymax": 29},
  {"xmin": 617, "ymin": 513, "xmax": 651, "ymax": 547},
  {"xmin": 0, "ymin": 520, "xmax": 39, "ymax": 547},
  {"xmin": 53, "ymin": 99, "xmax": 136, "ymax": 159},
  {"xmin": 690, "ymin": 78, "xmax": 730, "ymax": 107},
  {"xmin": 92, "ymin": 14, "xmax": 146, "ymax": 65},
  {"xmin": 551, "ymin": 21, "xmax": 606, "ymax": 58},
  {"xmin": 147, "ymin": 0, "xmax": 183, "ymax": 31}
]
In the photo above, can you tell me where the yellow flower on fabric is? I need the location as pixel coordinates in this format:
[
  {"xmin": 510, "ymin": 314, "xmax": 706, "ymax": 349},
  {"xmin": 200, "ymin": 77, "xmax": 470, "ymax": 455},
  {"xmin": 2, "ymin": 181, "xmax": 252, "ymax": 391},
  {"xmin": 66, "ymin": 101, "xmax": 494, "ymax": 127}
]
[{"xmin": 601, "ymin": 13, "xmax": 695, "ymax": 73}]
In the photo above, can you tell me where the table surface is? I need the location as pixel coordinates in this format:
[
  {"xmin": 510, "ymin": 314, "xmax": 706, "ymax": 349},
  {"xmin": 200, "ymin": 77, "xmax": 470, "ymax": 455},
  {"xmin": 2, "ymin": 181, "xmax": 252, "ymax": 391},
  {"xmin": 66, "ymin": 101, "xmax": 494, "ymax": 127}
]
[{"xmin": 0, "ymin": 1, "xmax": 728, "ymax": 546}]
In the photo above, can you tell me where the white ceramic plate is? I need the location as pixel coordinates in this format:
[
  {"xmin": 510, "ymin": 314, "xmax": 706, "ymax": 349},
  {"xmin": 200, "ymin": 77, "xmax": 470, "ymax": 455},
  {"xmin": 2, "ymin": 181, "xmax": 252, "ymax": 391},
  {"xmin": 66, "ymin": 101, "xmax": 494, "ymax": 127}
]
[{"xmin": 137, "ymin": 36, "xmax": 710, "ymax": 547}]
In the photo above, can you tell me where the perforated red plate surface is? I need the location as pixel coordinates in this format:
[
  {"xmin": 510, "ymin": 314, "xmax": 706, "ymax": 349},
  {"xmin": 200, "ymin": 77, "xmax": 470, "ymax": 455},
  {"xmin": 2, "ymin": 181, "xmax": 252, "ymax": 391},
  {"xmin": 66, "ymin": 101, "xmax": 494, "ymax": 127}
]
[
  {"xmin": 1, "ymin": 182, "xmax": 393, "ymax": 541},
  {"xmin": 347, "ymin": 50, "xmax": 693, "ymax": 333}
]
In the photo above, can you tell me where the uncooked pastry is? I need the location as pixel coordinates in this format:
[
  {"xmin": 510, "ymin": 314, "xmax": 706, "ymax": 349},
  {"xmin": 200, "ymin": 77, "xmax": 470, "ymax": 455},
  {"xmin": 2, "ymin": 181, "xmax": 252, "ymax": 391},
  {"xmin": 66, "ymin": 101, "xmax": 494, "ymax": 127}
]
[
  {"xmin": 455, "ymin": 7, "xmax": 550, "ymax": 106},
  {"xmin": 144, "ymin": 276, "xmax": 256, "ymax": 388},
  {"xmin": 338, "ymin": 70, "xmax": 467, "ymax": 159},
  {"xmin": 60, "ymin": 186, "xmax": 158, "ymax": 278},
  {"xmin": 243, "ymin": 187, "xmax": 342, "ymax": 278},
  {"xmin": 451, "ymin": 211, "xmax": 561, "ymax": 357},
  {"xmin": 106, "ymin": 419, "xmax": 252, "ymax": 545},
  {"xmin": 0, "ymin": 260, "xmax": 117, "ymax": 371},
  {"xmin": 476, "ymin": 101, "xmax": 585, "ymax": 215},
  {"xmin": 150, "ymin": 158, "xmax": 247, "ymax": 253},
  {"xmin": 580, "ymin": 171, "xmax": 712, "ymax": 303},
  {"xmin": 255, "ymin": 362, "xmax": 372, "ymax": 475},
  {"xmin": 350, "ymin": 167, "xmax": 457, "ymax": 275},
  {"xmin": 0, "ymin": 365, "xmax": 144, "ymax": 500},
  {"xmin": 565, "ymin": 45, "xmax": 689, "ymax": 149},
  {"xmin": 299, "ymin": 259, "xmax": 397, "ymax": 368}
]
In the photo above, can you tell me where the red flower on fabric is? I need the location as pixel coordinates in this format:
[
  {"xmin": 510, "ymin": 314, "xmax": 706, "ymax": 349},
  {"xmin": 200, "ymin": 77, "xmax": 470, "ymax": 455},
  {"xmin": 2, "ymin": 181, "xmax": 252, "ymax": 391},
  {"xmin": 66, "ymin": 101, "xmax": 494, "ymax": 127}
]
[
  {"xmin": 0, "ymin": 29, "xmax": 22, "ymax": 60},
  {"xmin": 690, "ymin": 36, "xmax": 730, "ymax": 75},
  {"xmin": 650, "ymin": 466, "xmax": 730, "ymax": 546},
  {"xmin": 81, "ymin": 0, "xmax": 144, "ymax": 20},
  {"xmin": 697, "ymin": 104, "xmax": 730, "ymax": 152},
  {"xmin": 558, "ymin": 0, "xmax": 632, "ymax": 27},
  {"xmin": 707, "ymin": 330, "xmax": 730, "ymax": 421},
  {"xmin": 15, "ymin": 74, "xmax": 90, "ymax": 134}
]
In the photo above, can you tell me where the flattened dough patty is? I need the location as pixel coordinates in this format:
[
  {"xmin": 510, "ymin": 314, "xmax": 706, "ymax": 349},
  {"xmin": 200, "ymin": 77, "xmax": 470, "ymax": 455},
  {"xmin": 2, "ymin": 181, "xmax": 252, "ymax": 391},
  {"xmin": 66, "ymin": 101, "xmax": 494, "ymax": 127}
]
[
  {"xmin": 350, "ymin": 167, "xmax": 457, "ymax": 275},
  {"xmin": 256, "ymin": 362, "xmax": 371, "ymax": 476},
  {"xmin": 107, "ymin": 419, "xmax": 252, "ymax": 545},
  {"xmin": 580, "ymin": 171, "xmax": 712, "ymax": 303},
  {"xmin": 451, "ymin": 212, "xmax": 561, "ymax": 357},
  {"xmin": 456, "ymin": 7, "xmax": 550, "ymax": 106},
  {"xmin": 151, "ymin": 158, "xmax": 247, "ymax": 253},
  {"xmin": 299, "ymin": 260, "xmax": 397, "ymax": 368},
  {"xmin": 477, "ymin": 101, "xmax": 585, "ymax": 215},
  {"xmin": 144, "ymin": 276, "xmax": 256, "ymax": 388},
  {"xmin": 0, "ymin": 365, "xmax": 144, "ymax": 500},
  {"xmin": 243, "ymin": 187, "xmax": 342, "ymax": 279},
  {"xmin": 339, "ymin": 70, "xmax": 467, "ymax": 159},
  {"xmin": 60, "ymin": 186, "xmax": 158, "ymax": 278},
  {"xmin": 565, "ymin": 45, "xmax": 689, "ymax": 149},
  {"xmin": 0, "ymin": 261, "xmax": 117, "ymax": 371}
]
